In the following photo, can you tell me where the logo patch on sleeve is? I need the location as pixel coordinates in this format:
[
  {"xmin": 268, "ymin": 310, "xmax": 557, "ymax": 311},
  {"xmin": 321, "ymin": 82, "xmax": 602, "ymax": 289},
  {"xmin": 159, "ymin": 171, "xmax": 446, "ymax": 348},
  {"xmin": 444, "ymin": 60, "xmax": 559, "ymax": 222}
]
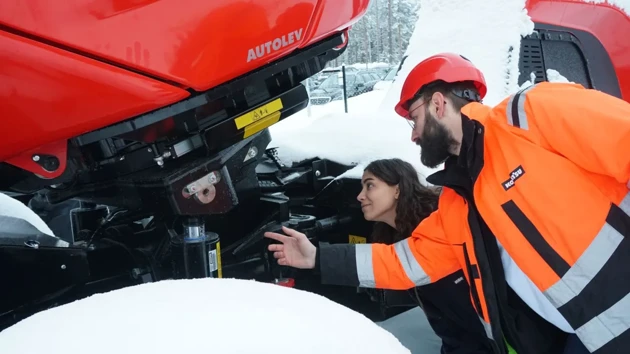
[{"xmin": 502, "ymin": 165, "xmax": 525, "ymax": 191}]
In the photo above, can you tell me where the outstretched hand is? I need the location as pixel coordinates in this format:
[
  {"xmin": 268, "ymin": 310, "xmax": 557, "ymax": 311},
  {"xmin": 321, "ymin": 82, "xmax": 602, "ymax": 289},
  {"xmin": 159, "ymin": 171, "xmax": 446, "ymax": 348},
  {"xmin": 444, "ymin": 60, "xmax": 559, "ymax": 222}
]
[{"xmin": 264, "ymin": 226, "xmax": 317, "ymax": 269}]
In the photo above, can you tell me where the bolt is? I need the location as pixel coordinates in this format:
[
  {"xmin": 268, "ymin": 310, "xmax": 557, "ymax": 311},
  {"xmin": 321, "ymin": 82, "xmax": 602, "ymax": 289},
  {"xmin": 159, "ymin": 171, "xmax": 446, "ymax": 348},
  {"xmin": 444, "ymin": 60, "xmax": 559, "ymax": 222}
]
[
  {"xmin": 147, "ymin": 148, "xmax": 152, "ymax": 153},
  {"xmin": 208, "ymin": 173, "xmax": 218, "ymax": 184},
  {"xmin": 315, "ymin": 170, "xmax": 321, "ymax": 177},
  {"xmin": 131, "ymin": 268, "xmax": 143, "ymax": 279},
  {"xmin": 24, "ymin": 240, "xmax": 39, "ymax": 249},
  {"xmin": 61, "ymin": 264, "xmax": 66, "ymax": 270},
  {"xmin": 32, "ymin": 155, "xmax": 40, "ymax": 162}
]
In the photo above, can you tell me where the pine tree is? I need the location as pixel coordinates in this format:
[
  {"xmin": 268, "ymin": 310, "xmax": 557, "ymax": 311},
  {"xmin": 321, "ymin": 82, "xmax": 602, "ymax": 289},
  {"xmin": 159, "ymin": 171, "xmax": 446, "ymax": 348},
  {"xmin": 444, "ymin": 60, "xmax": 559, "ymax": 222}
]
[{"xmin": 333, "ymin": 0, "xmax": 419, "ymax": 67}]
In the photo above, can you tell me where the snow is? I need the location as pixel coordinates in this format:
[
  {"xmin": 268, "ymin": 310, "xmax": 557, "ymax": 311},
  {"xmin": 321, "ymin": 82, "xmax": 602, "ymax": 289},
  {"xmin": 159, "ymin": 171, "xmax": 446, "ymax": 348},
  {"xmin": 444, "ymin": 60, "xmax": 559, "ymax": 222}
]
[
  {"xmin": 381, "ymin": 0, "xmax": 534, "ymax": 110},
  {"xmin": 546, "ymin": 69, "xmax": 572, "ymax": 83},
  {"xmin": 0, "ymin": 278, "xmax": 411, "ymax": 354},
  {"xmin": 269, "ymin": 0, "xmax": 535, "ymax": 181},
  {"xmin": 519, "ymin": 69, "xmax": 574, "ymax": 90},
  {"xmin": 581, "ymin": 0, "xmax": 630, "ymax": 14},
  {"xmin": 347, "ymin": 62, "xmax": 391, "ymax": 70},
  {"xmin": 0, "ymin": 192, "xmax": 55, "ymax": 237},
  {"xmin": 270, "ymin": 90, "xmax": 434, "ymax": 180}
]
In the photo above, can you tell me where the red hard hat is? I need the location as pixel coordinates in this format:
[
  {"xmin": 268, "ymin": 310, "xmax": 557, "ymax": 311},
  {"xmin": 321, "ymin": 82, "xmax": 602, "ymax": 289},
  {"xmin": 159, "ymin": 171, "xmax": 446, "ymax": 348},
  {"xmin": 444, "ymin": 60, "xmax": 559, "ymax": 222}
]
[{"xmin": 394, "ymin": 53, "xmax": 487, "ymax": 118}]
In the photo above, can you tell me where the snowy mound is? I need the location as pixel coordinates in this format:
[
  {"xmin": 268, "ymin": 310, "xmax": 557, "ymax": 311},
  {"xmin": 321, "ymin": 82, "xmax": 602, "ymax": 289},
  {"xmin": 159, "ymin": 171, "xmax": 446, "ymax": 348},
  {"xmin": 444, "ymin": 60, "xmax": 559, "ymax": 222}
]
[
  {"xmin": 0, "ymin": 192, "xmax": 55, "ymax": 236},
  {"xmin": 0, "ymin": 278, "xmax": 411, "ymax": 354},
  {"xmin": 381, "ymin": 0, "xmax": 534, "ymax": 109},
  {"xmin": 270, "ymin": 90, "xmax": 435, "ymax": 181},
  {"xmin": 269, "ymin": 0, "xmax": 535, "ymax": 181}
]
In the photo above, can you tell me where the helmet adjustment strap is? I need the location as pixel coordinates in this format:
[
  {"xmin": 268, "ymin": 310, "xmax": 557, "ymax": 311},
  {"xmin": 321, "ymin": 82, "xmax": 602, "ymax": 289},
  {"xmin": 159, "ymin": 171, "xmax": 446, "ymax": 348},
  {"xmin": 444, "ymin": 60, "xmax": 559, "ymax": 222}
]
[
  {"xmin": 406, "ymin": 83, "xmax": 481, "ymax": 111},
  {"xmin": 451, "ymin": 88, "xmax": 481, "ymax": 102}
]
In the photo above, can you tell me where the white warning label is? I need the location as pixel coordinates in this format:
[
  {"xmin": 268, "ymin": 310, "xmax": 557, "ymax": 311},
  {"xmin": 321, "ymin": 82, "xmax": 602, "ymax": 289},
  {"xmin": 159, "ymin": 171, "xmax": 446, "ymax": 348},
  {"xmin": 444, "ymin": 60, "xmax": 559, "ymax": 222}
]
[{"xmin": 208, "ymin": 249, "xmax": 218, "ymax": 274}]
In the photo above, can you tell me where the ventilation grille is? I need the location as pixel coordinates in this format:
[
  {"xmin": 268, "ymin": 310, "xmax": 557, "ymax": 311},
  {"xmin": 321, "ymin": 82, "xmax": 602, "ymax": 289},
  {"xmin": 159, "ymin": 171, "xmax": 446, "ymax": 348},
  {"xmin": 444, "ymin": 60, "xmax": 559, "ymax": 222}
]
[{"xmin": 519, "ymin": 37, "xmax": 547, "ymax": 85}]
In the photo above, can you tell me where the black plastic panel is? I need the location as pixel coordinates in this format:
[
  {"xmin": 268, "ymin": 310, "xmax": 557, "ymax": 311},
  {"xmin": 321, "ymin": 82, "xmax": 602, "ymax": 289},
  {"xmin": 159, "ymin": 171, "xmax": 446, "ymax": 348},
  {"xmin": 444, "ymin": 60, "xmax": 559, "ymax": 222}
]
[
  {"xmin": 518, "ymin": 23, "xmax": 621, "ymax": 99},
  {"xmin": 0, "ymin": 245, "xmax": 90, "ymax": 316},
  {"xmin": 518, "ymin": 38, "xmax": 546, "ymax": 84}
]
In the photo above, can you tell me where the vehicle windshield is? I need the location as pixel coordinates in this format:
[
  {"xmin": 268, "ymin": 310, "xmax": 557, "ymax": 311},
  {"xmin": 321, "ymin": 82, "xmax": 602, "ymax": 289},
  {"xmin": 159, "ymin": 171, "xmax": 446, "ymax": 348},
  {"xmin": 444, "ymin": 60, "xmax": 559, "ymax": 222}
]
[
  {"xmin": 384, "ymin": 68, "xmax": 397, "ymax": 81},
  {"xmin": 319, "ymin": 73, "xmax": 356, "ymax": 89}
]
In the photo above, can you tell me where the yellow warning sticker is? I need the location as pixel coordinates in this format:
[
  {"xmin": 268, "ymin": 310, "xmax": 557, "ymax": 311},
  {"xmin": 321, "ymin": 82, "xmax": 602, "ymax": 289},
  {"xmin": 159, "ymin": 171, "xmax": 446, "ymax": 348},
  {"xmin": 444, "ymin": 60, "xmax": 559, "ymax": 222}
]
[
  {"xmin": 349, "ymin": 235, "xmax": 367, "ymax": 244},
  {"xmin": 243, "ymin": 111, "xmax": 281, "ymax": 138},
  {"xmin": 216, "ymin": 241, "xmax": 222, "ymax": 278},
  {"xmin": 234, "ymin": 98, "xmax": 283, "ymax": 130}
]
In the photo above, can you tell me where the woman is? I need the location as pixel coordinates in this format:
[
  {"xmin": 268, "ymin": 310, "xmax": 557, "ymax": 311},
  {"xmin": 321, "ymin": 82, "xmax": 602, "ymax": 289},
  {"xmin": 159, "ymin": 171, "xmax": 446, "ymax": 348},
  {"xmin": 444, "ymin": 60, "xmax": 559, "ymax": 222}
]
[
  {"xmin": 358, "ymin": 158, "xmax": 492, "ymax": 354},
  {"xmin": 268, "ymin": 158, "xmax": 493, "ymax": 353}
]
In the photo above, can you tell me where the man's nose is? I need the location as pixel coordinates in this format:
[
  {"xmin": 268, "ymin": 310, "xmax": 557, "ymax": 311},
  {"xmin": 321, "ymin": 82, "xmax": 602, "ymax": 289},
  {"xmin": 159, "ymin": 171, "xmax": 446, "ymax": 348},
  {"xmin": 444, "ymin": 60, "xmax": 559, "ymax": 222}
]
[{"xmin": 411, "ymin": 127, "xmax": 420, "ymax": 143}]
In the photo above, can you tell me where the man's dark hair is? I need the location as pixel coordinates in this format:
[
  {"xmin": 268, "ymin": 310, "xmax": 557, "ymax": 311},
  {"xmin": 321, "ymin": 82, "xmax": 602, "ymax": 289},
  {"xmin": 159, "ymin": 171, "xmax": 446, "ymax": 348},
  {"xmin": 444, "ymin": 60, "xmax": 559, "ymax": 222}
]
[
  {"xmin": 412, "ymin": 79, "xmax": 481, "ymax": 112},
  {"xmin": 363, "ymin": 158, "xmax": 441, "ymax": 244}
]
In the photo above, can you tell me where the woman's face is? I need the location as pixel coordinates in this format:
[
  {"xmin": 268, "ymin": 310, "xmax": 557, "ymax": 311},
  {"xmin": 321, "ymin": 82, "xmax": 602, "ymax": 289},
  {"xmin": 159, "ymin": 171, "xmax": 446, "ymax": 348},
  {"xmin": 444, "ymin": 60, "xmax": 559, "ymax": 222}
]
[{"xmin": 357, "ymin": 171, "xmax": 399, "ymax": 223}]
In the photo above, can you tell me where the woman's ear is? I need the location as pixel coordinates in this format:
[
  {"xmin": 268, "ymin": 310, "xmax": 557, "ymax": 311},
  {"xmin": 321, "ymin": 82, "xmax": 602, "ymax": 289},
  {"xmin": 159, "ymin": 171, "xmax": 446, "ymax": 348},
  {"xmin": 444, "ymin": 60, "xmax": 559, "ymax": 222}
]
[{"xmin": 395, "ymin": 185, "xmax": 400, "ymax": 200}]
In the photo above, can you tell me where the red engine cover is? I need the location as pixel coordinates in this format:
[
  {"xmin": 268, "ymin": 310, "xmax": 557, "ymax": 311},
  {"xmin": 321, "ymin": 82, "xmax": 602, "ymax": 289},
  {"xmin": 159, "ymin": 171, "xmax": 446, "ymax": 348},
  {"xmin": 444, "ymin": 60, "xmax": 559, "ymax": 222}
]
[
  {"xmin": 0, "ymin": 0, "xmax": 369, "ymax": 91},
  {"xmin": 0, "ymin": 29, "xmax": 190, "ymax": 176},
  {"xmin": 0, "ymin": 0, "xmax": 369, "ymax": 178}
]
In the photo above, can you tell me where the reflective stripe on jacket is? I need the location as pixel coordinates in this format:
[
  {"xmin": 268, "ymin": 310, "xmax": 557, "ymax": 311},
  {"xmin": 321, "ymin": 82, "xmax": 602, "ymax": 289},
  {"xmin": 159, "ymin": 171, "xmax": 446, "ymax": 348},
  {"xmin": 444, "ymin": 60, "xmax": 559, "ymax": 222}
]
[{"xmin": 320, "ymin": 82, "xmax": 630, "ymax": 354}]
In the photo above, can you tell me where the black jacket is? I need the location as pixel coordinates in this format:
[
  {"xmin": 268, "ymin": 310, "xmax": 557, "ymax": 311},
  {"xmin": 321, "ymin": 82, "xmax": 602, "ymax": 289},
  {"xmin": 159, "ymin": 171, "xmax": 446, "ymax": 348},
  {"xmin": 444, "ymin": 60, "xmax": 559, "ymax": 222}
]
[
  {"xmin": 412, "ymin": 269, "xmax": 494, "ymax": 354},
  {"xmin": 317, "ymin": 255, "xmax": 493, "ymax": 354}
]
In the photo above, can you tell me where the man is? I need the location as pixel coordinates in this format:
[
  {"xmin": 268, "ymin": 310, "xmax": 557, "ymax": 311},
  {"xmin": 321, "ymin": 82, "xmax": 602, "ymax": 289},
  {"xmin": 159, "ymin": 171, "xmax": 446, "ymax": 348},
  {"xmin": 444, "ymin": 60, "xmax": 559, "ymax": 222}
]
[{"xmin": 265, "ymin": 53, "xmax": 630, "ymax": 354}]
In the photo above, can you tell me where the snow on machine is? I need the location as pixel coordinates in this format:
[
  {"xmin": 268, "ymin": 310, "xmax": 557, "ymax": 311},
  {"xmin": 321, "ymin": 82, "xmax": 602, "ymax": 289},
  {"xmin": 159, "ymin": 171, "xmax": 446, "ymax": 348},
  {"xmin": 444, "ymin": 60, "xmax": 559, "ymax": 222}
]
[{"xmin": 1, "ymin": 0, "xmax": 630, "ymax": 332}]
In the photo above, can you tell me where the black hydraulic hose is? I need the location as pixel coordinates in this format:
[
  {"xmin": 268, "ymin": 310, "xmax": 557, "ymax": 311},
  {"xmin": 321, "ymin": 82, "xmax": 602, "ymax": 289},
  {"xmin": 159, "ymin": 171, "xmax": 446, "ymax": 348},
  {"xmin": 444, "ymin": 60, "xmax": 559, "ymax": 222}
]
[{"xmin": 312, "ymin": 215, "xmax": 353, "ymax": 232}]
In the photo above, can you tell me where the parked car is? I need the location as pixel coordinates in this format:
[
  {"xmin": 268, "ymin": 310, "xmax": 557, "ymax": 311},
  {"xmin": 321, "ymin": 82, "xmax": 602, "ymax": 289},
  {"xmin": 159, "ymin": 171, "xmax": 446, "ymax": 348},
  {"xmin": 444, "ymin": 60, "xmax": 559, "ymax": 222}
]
[
  {"xmin": 313, "ymin": 66, "xmax": 359, "ymax": 86},
  {"xmin": 309, "ymin": 70, "xmax": 380, "ymax": 105},
  {"xmin": 371, "ymin": 66, "xmax": 392, "ymax": 79},
  {"xmin": 373, "ymin": 67, "xmax": 398, "ymax": 91}
]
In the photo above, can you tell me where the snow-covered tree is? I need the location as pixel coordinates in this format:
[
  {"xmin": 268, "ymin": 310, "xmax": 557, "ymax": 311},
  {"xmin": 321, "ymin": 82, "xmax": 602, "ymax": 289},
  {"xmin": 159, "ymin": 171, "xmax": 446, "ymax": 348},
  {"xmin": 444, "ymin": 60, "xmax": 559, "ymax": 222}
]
[{"xmin": 332, "ymin": 0, "xmax": 420, "ymax": 67}]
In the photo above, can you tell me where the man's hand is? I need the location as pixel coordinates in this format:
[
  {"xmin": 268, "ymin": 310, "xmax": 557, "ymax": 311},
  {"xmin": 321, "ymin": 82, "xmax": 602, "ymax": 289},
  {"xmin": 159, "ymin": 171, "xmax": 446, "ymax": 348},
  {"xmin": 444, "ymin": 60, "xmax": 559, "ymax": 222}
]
[{"xmin": 264, "ymin": 226, "xmax": 317, "ymax": 269}]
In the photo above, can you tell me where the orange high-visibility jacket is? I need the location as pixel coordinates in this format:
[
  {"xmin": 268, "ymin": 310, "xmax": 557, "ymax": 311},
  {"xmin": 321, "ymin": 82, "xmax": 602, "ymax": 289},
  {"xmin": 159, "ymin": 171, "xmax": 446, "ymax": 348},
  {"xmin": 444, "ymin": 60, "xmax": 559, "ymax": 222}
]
[{"xmin": 318, "ymin": 82, "xmax": 630, "ymax": 354}]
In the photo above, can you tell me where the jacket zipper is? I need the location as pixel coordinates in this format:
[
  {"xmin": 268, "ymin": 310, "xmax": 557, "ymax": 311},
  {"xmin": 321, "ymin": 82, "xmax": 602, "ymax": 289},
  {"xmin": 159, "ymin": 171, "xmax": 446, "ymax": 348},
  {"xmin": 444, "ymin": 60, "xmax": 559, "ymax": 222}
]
[
  {"xmin": 462, "ymin": 242, "xmax": 484, "ymax": 315},
  {"xmin": 448, "ymin": 184, "xmax": 507, "ymax": 354}
]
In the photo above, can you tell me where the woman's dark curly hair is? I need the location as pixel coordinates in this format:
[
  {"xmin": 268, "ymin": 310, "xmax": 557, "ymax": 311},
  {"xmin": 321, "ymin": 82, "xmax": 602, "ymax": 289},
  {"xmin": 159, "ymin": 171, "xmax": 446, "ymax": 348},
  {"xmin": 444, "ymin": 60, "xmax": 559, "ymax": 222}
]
[{"xmin": 364, "ymin": 158, "xmax": 441, "ymax": 245}]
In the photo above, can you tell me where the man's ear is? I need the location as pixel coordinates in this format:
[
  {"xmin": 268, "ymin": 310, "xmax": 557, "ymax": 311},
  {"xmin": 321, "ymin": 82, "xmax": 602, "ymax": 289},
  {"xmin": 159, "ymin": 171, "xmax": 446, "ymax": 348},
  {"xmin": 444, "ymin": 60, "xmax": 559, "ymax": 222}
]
[{"xmin": 432, "ymin": 92, "xmax": 446, "ymax": 118}]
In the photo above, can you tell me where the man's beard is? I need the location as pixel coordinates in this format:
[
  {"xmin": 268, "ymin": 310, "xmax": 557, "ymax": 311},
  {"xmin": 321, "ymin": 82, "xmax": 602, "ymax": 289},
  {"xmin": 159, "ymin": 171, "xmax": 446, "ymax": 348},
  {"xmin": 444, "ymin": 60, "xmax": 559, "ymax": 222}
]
[{"xmin": 416, "ymin": 108, "xmax": 459, "ymax": 168}]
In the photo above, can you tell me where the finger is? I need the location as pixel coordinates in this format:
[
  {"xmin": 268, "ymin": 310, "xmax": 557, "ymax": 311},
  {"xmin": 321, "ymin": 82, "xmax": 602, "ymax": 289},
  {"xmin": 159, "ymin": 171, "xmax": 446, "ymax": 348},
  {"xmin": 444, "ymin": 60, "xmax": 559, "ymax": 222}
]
[
  {"xmin": 281, "ymin": 226, "xmax": 306, "ymax": 239},
  {"xmin": 268, "ymin": 244, "xmax": 284, "ymax": 252},
  {"xmin": 273, "ymin": 251, "xmax": 284, "ymax": 259},
  {"xmin": 264, "ymin": 231, "xmax": 291, "ymax": 243},
  {"xmin": 278, "ymin": 258, "xmax": 288, "ymax": 266},
  {"xmin": 268, "ymin": 242, "xmax": 285, "ymax": 251}
]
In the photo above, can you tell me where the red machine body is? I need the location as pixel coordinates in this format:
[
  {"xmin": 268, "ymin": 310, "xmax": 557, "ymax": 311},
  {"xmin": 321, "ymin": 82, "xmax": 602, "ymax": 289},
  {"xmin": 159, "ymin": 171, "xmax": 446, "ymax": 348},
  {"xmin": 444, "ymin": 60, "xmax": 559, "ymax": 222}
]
[
  {"xmin": 0, "ymin": 0, "xmax": 628, "ymax": 190},
  {"xmin": 526, "ymin": 0, "xmax": 630, "ymax": 101},
  {"xmin": 0, "ymin": 0, "xmax": 368, "ymax": 177}
]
